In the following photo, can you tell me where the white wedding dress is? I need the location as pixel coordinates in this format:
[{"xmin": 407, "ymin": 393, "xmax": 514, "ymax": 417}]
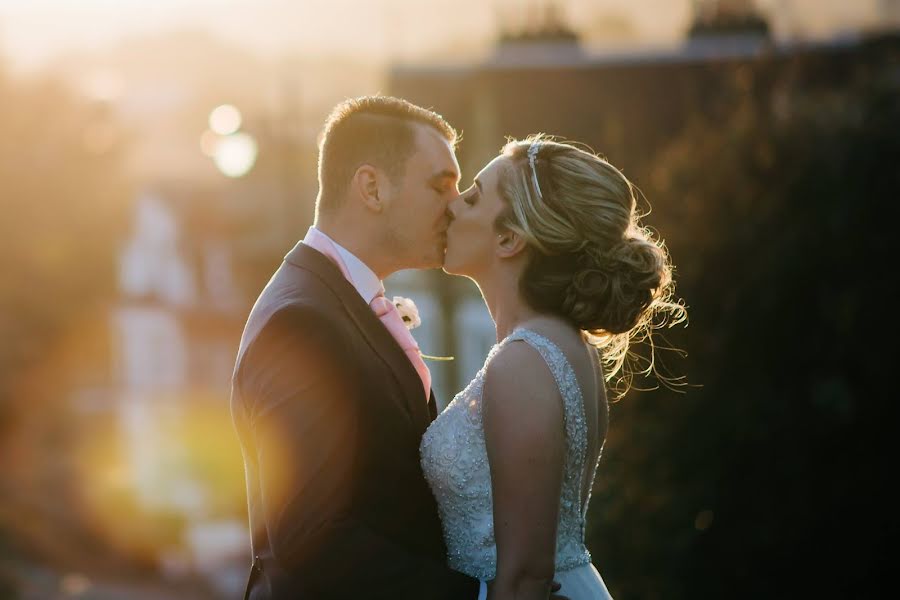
[{"xmin": 421, "ymin": 328, "xmax": 613, "ymax": 599}]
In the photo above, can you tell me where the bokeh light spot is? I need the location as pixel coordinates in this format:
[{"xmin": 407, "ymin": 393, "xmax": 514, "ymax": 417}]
[
  {"xmin": 213, "ymin": 132, "xmax": 258, "ymax": 178},
  {"xmin": 208, "ymin": 104, "xmax": 242, "ymax": 136},
  {"xmin": 60, "ymin": 572, "xmax": 91, "ymax": 596},
  {"xmin": 694, "ymin": 509, "xmax": 714, "ymax": 531}
]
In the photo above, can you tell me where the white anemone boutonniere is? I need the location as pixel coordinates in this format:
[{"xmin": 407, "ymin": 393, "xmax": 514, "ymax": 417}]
[
  {"xmin": 392, "ymin": 296, "xmax": 421, "ymax": 330},
  {"xmin": 392, "ymin": 296, "xmax": 453, "ymax": 361}
]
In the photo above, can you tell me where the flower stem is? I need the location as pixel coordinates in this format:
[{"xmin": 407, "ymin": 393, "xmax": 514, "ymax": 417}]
[{"xmin": 420, "ymin": 353, "xmax": 455, "ymax": 361}]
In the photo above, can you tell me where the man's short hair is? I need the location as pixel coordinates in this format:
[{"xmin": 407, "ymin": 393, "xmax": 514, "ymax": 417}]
[{"xmin": 316, "ymin": 96, "xmax": 457, "ymax": 214}]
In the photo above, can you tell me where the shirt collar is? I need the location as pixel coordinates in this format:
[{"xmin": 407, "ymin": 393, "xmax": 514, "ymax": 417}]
[{"xmin": 307, "ymin": 226, "xmax": 384, "ymax": 304}]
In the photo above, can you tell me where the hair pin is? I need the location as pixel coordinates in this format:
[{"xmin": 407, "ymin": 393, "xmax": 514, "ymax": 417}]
[{"xmin": 527, "ymin": 143, "xmax": 543, "ymax": 200}]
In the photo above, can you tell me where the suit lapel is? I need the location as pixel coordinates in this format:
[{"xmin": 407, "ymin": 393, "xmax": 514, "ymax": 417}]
[
  {"xmin": 427, "ymin": 390, "xmax": 438, "ymax": 422},
  {"xmin": 284, "ymin": 242, "xmax": 431, "ymax": 427}
]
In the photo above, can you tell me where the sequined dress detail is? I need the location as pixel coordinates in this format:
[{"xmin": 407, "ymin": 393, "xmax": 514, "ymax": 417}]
[{"xmin": 420, "ymin": 328, "xmax": 602, "ymax": 580}]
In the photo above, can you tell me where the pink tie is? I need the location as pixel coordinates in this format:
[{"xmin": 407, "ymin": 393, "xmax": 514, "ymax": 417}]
[
  {"xmin": 303, "ymin": 230, "xmax": 432, "ymax": 401},
  {"xmin": 369, "ymin": 293, "xmax": 432, "ymax": 401}
]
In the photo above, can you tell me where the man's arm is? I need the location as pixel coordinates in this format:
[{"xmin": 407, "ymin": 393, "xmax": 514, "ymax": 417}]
[{"xmin": 238, "ymin": 304, "xmax": 479, "ymax": 599}]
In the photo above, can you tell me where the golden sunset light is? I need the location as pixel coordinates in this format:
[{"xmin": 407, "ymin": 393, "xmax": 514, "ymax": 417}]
[
  {"xmin": 0, "ymin": 0, "xmax": 888, "ymax": 73},
  {"xmin": 1, "ymin": 0, "xmax": 896, "ymax": 598}
]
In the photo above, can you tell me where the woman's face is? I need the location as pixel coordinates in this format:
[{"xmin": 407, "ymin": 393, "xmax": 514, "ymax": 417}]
[{"xmin": 443, "ymin": 155, "xmax": 510, "ymax": 277}]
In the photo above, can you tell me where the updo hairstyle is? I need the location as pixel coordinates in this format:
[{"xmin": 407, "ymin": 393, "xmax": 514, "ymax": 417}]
[{"xmin": 495, "ymin": 135, "xmax": 686, "ymax": 394}]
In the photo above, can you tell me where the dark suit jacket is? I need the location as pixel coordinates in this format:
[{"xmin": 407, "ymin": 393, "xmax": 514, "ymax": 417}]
[{"xmin": 231, "ymin": 242, "xmax": 479, "ymax": 599}]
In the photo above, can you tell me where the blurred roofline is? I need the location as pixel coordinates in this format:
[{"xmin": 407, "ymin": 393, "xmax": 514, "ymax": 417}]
[{"xmin": 391, "ymin": 28, "xmax": 898, "ymax": 74}]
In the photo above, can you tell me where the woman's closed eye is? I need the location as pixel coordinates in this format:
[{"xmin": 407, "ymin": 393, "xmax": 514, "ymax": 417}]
[{"xmin": 463, "ymin": 186, "xmax": 479, "ymax": 206}]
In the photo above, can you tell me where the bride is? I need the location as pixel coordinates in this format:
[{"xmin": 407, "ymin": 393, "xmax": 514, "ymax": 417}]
[{"xmin": 421, "ymin": 136, "xmax": 684, "ymax": 600}]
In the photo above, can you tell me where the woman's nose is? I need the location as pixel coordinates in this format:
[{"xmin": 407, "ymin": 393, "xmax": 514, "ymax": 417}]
[{"xmin": 446, "ymin": 196, "xmax": 459, "ymax": 221}]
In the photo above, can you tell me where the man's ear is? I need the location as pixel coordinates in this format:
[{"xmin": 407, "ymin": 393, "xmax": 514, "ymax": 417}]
[
  {"xmin": 351, "ymin": 164, "xmax": 383, "ymax": 213},
  {"xmin": 496, "ymin": 229, "xmax": 527, "ymax": 259}
]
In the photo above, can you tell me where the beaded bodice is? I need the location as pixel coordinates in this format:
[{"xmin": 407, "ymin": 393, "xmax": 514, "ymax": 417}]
[{"xmin": 420, "ymin": 328, "xmax": 601, "ymax": 580}]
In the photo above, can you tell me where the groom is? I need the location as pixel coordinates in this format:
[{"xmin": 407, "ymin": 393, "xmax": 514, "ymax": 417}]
[{"xmin": 231, "ymin": 96, "xmax": 482, "ymax": 599}]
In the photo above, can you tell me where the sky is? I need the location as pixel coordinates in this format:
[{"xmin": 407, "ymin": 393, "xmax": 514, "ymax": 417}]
[{"xmin": 0, "ymin": 0, "xmax": 888, "ymax": 73}]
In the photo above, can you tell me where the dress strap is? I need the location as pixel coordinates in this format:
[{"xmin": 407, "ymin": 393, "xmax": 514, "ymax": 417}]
[
  {"xmin": 503, "ymin": 329, "xmax": 589, "ymax": 469},
  {"xmin": 504, "ymin": 328, "xmax": 594, "ymax": 538}
]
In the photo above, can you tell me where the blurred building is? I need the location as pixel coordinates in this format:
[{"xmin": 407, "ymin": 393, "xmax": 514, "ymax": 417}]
[
  {"xmin": 111, "ymin": 187, "xmax": 247, "ymax": 592},
  {"xmin": 391, "ymin": 0, "xmax": 900, "ymax": 173},
  {"xmin": 115, "ymin": 189, "xmax": 240, "ymax": 512},
  {"xmin": 391, "ymin": 0, "xmax": 780, "ymax": 179}
]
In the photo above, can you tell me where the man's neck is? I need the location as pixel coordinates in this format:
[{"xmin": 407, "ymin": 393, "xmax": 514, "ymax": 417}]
[{"xmin": 314, "ymin": 221, "xmax": 392, "ymax": 280}]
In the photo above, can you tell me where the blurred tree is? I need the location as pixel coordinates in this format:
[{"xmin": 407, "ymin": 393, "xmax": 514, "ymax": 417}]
[
  {"xmin": 0, "ymin": 62, "xmax": 131, "ymax": 579},
  {"xmin": 689, "ymin": 0, "xmax": 771, "ymax": 38},
  {"xmin": 586, "ymin": 54, "xmax": 898, "ymax": 598}
]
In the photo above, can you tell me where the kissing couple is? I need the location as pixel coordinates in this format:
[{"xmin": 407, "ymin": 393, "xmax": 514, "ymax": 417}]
[{"xmin": 231, "ymin": 96, "xmax": 682, "ymax": 600}]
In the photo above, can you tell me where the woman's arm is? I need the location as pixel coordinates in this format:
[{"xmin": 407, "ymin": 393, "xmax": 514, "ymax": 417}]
[{"xmin": 482, "ymin": 340, "xmax": 566, "ymax": 600}]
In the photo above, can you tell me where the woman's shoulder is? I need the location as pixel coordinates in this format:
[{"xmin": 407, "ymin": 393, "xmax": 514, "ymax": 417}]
[
  {"xmin": 483, "ymin": 329, "xmax": 563, "ymax": 418},
  {"xmin": 481, "ymin": 331, "xmax": 567, "ymax": 463}
]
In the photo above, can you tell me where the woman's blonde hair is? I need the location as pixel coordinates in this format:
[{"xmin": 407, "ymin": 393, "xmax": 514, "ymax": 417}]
[{"xmin": 495, "ymin": 135, "xmax": 687, "ymax": 397}]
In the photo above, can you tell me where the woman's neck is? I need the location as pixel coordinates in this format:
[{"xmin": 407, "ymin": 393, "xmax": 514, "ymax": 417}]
[{"xmin": 476, "ymin": 268, "xmax": 543, "ymax": 342}]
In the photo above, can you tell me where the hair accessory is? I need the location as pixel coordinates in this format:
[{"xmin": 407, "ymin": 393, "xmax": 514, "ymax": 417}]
[{"xmin": 527, "ymin": 143, "xmax": 543, "ymax": 200}]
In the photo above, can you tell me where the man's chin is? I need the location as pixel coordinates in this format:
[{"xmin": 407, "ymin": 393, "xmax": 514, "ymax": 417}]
[
  {"xmin": 425, "ymin": 244, "xmax": 447, "ymax": 270},
  {"xmin": 415, "ymin": 253, "xmax": 443, "ymax": 271}
]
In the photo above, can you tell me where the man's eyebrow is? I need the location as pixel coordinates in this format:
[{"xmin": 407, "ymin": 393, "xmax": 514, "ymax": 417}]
[{"xmin": 428, "ymin": 169, "xmax": 460, "ymax": 184}]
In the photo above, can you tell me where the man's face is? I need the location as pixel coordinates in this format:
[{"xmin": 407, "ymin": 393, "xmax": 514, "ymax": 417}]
[{"xmin": 382, "ymin": 124, "xmax": 460, "ymax": 270}]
